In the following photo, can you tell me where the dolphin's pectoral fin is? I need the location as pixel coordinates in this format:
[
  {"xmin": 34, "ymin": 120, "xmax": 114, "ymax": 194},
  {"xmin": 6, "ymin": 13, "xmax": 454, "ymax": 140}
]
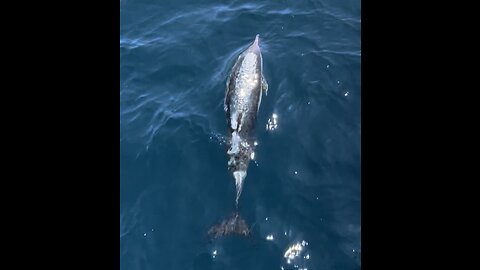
[
  {"xmin": 224, "ymin": 84, "xmax": 230, "ymax": 113},
  {"xmin": 261, "ymin": 74, "xmax": 268, "ymax": 96},
  {"xmin": 225, "ymin": 73, "xmax": 234, "ymax": 112},
  {"xmin": 224, "ymin": 94, "xmax": 228, "ymax": 112}
]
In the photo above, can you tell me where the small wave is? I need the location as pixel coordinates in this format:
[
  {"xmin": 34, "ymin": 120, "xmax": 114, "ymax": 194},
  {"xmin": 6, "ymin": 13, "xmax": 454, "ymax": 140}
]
[
  {"xmin": 312, "ymin": 49, "xmax": 361, "ymax": 57},
  {"xmin": 120, "ymin": 37, "xmax": 163, "ymax": 49}
]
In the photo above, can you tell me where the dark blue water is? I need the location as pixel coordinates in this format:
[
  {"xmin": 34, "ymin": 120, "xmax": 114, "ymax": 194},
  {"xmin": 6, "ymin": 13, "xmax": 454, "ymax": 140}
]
[{"xmin": 120, "ymin": 0, "xmax": 360, "ymax": 269}]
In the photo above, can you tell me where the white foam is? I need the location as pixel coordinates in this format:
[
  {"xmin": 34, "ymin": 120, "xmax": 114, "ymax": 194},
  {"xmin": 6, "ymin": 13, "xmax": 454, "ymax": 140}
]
[
  {"xmin": 227, "ymin": 132, "xmax": 241, "ymax": 155},
  {"xmin": 230, "ymin": 112, "xmax": 238, "ymax": 130}
]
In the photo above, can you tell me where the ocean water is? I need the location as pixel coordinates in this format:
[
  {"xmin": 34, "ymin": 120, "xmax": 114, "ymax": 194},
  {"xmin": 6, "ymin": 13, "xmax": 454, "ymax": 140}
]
[{"xmin": 120, "ymin": 0, "xmax": 360, "ymax": 269}]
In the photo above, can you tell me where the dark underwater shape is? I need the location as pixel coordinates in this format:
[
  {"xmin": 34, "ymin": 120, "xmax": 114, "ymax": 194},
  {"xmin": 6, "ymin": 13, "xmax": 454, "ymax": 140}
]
[{"xmin": 207, "ymin": 212, "xmax": 251, "ymax": 238}]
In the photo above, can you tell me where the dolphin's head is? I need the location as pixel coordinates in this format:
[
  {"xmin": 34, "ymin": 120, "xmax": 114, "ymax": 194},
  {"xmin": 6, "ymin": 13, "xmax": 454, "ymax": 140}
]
[{"xmin": 246, "ymin": 34, "xmax": 261, "ymax": 54}]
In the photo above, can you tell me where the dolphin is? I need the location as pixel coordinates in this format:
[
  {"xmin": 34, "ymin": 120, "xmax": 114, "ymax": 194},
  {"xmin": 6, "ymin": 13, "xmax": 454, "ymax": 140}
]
[
  {"xmin": 209, "ymin": 34, "xmax": 268, "ymax": 238},
  {"xmin": 225, "ymin": 34, "xmax": 268, "ymax": 206}
]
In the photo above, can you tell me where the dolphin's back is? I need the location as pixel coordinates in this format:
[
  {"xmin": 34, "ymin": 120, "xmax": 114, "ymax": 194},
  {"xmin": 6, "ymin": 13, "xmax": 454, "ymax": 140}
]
[{"xmin": 225, "ymin": 49, "xmax": 263, "ymax": 138}]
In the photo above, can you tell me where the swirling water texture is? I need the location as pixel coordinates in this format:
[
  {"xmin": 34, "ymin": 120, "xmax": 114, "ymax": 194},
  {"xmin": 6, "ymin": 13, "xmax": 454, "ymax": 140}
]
[{"xmin": 121, "ymin": 0, "xmax": 360, "ymax": 269}]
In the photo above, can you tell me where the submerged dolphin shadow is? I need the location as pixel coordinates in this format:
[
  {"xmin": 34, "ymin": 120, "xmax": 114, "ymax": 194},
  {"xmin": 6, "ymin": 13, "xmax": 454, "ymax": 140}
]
[{"xmin": 205, "ymin": 211, "xmax": 260, "ymax": 246}]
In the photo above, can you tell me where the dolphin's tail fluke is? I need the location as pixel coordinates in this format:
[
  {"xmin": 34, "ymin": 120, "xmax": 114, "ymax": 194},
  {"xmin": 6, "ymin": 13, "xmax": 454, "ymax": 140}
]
[{"xmin": 208, "ymin": 212, "xmax": 251, "ymax": 238}]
